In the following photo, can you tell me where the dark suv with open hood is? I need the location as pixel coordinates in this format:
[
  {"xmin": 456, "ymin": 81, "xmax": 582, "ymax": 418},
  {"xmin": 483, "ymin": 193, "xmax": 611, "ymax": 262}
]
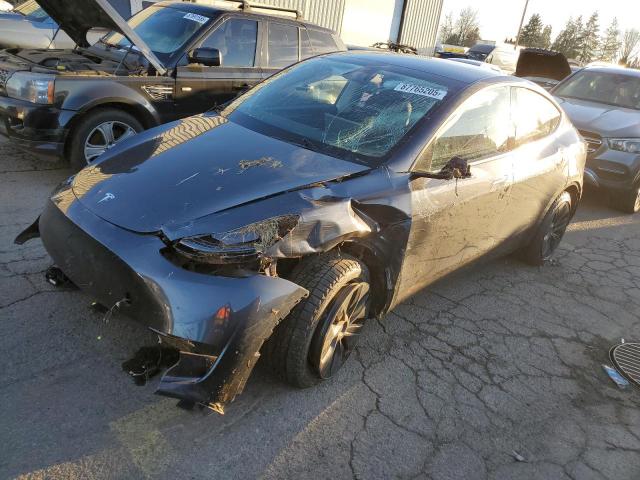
[{"xmin": 0, "ymin": 0, "xmax": 345, "ymax": 169}]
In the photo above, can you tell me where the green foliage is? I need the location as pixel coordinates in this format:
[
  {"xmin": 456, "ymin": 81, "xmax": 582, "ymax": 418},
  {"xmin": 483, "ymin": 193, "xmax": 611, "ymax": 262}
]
[
  {"xmin": 520, "ymin": 13, "xmax": 544, "ymax": 48},
  {"xmin": 598, "ymin": 18, "xmax": 621, "ymax": 62},
  {"xmin": 577, "ymin": 12, "xmax": 600, "ymax": 64},
  {"xmin": 552, "ymin": 16, "xmax": 584, "ymax": 60}
]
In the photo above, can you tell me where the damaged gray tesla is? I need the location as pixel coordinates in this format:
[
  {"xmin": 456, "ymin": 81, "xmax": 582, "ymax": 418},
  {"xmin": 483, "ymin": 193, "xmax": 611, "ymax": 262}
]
[{"xmin": 17, "ymin": 52, "xmax": 586, "ymax": 412}]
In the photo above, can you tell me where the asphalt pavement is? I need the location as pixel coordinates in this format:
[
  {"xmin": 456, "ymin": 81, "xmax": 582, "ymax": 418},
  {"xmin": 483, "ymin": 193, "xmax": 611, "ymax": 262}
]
[{"xmin": 1, "ymin": 138, "xmax": 640, "ymax": 480}]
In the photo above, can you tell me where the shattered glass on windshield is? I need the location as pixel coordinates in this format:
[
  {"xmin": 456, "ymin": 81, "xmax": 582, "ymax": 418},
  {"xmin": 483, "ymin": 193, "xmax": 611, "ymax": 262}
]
[{"xmin": 227, "ymin": 58, "xmax": 449, "ymax": 161}]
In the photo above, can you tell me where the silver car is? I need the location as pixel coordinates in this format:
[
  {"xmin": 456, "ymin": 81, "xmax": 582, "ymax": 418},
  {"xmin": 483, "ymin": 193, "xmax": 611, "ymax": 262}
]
[
  {"xmin": 0, "ymin": 0, "xmax": 156, "ymax": 49},
  {"xmin": 553, "ymin": 67, "xmax": 640, "ymax": 213}
]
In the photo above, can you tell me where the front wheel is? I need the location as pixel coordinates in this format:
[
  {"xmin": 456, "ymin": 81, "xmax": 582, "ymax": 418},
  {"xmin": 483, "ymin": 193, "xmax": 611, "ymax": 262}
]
[
  {"xmin": 610, "ymin": 184, "xmax": 640, "ymax": 214},
  {"xmin": 266, "ymin": 253, "xmax": 371, "ymax": 388},
  {"xmin": 68, "ymin": 109, "xmax": 143, "ymax": 171},
  {"xmin": 519, "ymin": 191, "xmax": 574, "ymax": 266}
]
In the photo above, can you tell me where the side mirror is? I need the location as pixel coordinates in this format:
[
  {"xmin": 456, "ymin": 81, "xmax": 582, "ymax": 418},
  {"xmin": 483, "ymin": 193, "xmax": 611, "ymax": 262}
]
[
  {"xmin": 188, "ymin": 47, "xmax": 222, "ymax": 67},
  {"xmin": 411, "ymin": 156, "xmax": 471, "ymax": 180}
]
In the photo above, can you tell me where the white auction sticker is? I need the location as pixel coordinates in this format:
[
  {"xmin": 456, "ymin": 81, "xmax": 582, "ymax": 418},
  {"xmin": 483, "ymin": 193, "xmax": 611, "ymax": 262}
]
[
  {"xmin": 183, "ymin": 13, "xmax": 209, "ymax": 24},
  {"xmin": 394, "ymin": 83, "xmax": 447, "ymax": 100}
]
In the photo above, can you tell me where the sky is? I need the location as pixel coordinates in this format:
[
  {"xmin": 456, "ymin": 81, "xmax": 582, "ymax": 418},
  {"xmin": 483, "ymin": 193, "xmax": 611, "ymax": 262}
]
[{"xmin": 440, "ymin": 0, "xmax": 640, "ymax": 43}]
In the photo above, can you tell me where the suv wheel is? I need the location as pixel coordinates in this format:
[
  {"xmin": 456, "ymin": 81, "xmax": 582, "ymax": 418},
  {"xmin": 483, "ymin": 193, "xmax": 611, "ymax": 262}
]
[
  {"xmin": 519, "ymin": 191, "xmax": 573, "ymax": 266},
  {"xmin": 610, "ymin": 184, "xmax": 640, "ymax": 214},
  {"xmin": 68, "ymin": 109, "xmax": 143, "ymax": 171},
  {"xmin": 266, "ymin": 253, "xmax": 371, "ymax": 388}
]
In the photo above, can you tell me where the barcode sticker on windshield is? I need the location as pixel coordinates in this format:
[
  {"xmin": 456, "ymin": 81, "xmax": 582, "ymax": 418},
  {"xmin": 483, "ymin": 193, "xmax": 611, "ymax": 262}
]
[
  {"xmin": 183, "ymin": 13, "xmax": 209, "ymax": 24},
  {"xmin": 394, "ymin": 83, "xmax": 447, "ymax": 100}
]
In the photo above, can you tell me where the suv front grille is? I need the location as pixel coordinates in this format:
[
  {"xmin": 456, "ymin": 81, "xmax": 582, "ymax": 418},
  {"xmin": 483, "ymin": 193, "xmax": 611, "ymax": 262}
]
[{"xmin": 579, "ymin": 130, "xmax": 603, "ymax": 156}]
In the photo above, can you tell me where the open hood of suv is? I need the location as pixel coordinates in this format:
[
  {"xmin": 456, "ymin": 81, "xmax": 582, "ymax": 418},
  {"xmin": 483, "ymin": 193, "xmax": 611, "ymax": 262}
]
[
  {"xmin": 36, "ymin": 0, "xmax": 166, "ymax": 74},
  {"xmin": 516, "ymin": 48, "xmax": 571, "ymax": 82}
]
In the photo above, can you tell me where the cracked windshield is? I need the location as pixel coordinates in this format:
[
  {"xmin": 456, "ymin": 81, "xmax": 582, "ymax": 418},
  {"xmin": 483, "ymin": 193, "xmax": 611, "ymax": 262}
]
[{"xmin": 228, "ymin": 57, "xmax": 451, "ymax": 160}]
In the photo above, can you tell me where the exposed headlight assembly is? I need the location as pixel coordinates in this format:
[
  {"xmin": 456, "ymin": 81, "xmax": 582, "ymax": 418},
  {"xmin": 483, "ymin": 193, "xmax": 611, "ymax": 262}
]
[
  {"xmin": 608, "ymin": 138, "xmax": 640, "ymax": 154},
  {"xmin": 6, "ymin": 72, "xmax": 55, "ymax": 105},
  {"xmin": 174, "ymin": 215, "xmax": 299, "ymax": 265}
]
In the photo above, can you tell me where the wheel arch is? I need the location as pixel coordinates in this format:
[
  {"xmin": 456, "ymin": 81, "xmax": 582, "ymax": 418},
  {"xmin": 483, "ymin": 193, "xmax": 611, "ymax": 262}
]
[
  {"xmin": 564, "ymin": 182, "xmax": 582, "ymax": 212},
  {"xmin": 338, "ymin": 241, "xmax": 393, "ymax": 317},
  {"xmin": 62, "ymin": 101, "xmax": 159, "ymax": 159}
]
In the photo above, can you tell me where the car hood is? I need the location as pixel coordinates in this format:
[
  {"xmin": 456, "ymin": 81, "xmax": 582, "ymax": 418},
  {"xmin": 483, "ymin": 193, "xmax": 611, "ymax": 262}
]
[
  {"xmin": 71, "ymin": 115, "xmax": 371, "ymax": 234},
  {"xmin": 36, "ymin": 0, "xmax": 165, "ymax": 74},
  {"xmin": 555, "ymin": 96, "xmax": 640, "ymax": 137},
  {"xmin": 0, "ymin": 12, "xmax": 22, "ymax": 20},
  {"xmin": 516, "ymin": 49, "xmax": 571, "ymax": 81}
]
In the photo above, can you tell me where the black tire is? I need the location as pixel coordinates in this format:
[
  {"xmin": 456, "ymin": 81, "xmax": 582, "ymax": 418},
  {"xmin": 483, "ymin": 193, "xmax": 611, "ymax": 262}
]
[
  {"xmin": 610, "ymin": 184, "xmax": 640, "ymax": 214},
  {"xmin": 520, "ymin": 191, "xmax": 573, "ymax": 266},
  {"xmin": 266, "ymin": 252, "xmax": 370, "ymax": 388},
  {"xmin": 68, "ymin": 108, "xmax": 143, "ymax": 171}
]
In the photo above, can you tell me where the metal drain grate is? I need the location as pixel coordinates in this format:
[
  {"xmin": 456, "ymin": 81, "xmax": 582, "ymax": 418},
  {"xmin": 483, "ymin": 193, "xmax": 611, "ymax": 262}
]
[{"xmin": 610, "ymin": 343, "xmax": 640, "ymax": 386}]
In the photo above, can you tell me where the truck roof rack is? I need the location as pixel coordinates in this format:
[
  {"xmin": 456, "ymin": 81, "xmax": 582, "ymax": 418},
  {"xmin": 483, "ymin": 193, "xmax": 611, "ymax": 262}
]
[{"xmin": 218, "ymin": 0, "xmax": 303, "ymax": 19}]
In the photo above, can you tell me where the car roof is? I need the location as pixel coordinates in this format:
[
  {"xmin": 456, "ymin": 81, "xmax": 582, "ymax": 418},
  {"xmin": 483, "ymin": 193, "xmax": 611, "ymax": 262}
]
[
  {"xmin": 328, "ymin": 51, "xmax": 504, "ymax": 84},
  {"xmin": 155, "ymin": 1, "xmax": 335, "ymax": 33},
  {"xmin": 580, "ymin": 66, "xmax": 640, "ymax": 78}
]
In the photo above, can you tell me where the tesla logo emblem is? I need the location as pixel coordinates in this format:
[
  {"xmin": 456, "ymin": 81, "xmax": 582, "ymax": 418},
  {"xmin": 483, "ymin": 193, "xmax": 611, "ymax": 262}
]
[{"xmin": 98, "ymin": 193, "xmax": 115, "ymax": 203}]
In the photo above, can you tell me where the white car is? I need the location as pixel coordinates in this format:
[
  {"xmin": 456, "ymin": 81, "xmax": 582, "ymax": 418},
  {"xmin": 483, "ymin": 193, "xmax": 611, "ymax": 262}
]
[
  {"xmin": 0, "ymin": 1, "xmax": 13, "ymax": 12},
  {"xmin": 0, "ymin": 0, "xmax": 160, "ymax": 49}
]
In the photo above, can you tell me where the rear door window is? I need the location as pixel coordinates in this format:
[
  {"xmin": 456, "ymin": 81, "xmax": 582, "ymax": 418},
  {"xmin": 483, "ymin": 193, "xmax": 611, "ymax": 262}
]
[
  {"xmin": 201, "ymin": 18, "xmax": 258, "ymax": 67},
  {"xmin": 308, "ymin": 29, "xmax": 339, "ymax": 54},
  {"xmin": 428, "ymin": 86, "xmax": 513, "ymax": 171},
  {"xmin": 300, "ymin": 28, "xmax": 314, "ymax": 59},
  {"xmin": 268, "ymin": 22, "xmax": 299, "ymax": 68},
  {"xmin": 513, "ymin": 88, "xmax": 561, "ymax": 146}
]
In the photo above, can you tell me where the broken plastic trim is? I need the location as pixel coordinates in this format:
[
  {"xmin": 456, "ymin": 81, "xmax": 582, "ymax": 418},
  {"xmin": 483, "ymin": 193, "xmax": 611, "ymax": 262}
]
[{"xmin": 14, "ymin": 217, "xmax": 40, "ymax": 245}]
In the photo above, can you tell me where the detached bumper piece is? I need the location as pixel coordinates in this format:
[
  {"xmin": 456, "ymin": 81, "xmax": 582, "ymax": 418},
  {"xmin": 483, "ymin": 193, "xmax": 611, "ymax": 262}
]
[{"xmin": 37, "ymin": 188, "xmax": 308, "ymax": 412}]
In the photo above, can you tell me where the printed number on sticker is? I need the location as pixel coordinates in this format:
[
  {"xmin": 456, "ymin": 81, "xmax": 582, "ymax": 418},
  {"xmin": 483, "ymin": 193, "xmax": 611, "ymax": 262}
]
[
  {"xmin": 394, "ymin": 83, "xmax": 447, "ymax": 100},
  {"xmin": 184, "ymin": 13, "xmax": 209, "ymax": 24}
]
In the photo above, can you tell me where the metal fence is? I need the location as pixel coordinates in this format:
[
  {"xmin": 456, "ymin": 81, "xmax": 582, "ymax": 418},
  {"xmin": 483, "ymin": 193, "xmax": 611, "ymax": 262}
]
[
  {"xmin": 398, "ymin": 0, "xmax": 443, "ymax": 56},
  {"xmin": 254, "ymin": 0, "xmax": 346, "ymax": 33}
]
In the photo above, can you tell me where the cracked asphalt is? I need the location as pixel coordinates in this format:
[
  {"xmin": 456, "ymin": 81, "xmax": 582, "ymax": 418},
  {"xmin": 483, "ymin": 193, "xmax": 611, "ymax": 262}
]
[{"xmin": 1, "ymin": 137, "xmax": 640, "ymax": 480}]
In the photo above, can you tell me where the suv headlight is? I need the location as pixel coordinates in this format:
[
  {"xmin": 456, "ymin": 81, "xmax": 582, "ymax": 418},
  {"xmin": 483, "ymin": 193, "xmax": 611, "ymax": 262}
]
[
  {"xmin": 173, "ymin": 215, "xmax": 299, "ymax": 265},
  {"xmin": 6, "ymin": 72, "xmax": 55, "ymax": 105},
  {"xmin": 607, "ymin": 138, "xmax": 640, "ymax": 154}
]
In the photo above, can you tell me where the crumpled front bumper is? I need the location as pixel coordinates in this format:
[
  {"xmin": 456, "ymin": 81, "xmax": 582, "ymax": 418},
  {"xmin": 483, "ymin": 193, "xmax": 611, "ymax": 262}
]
[{"xmin": 37, "ymin": 187, "xmax": 308, "ymax": 410}]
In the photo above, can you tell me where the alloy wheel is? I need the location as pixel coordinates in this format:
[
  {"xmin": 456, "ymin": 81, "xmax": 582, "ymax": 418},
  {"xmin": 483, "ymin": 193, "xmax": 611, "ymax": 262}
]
[
  {"xmin": 84, "ymin": 121, "xmax": 137, "ymax": 164},
  {"xmin": 310, "ymin": 281, "xmax": 370, "ymax": 379},
  {"xmin": 542, "ymin": 200, "xmax": 572, "ymax": 259}
]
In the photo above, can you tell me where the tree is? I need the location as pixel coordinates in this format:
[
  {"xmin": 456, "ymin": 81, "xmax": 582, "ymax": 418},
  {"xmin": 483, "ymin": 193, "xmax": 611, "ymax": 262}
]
[
  {"xmin": 552, "ymin": 16, "xmax": 583, "ymax": 60},
  {"xmin": 453, "ymin": 7, "xmax": 481, "ymax": 47},
  {"xmin": 620, "ymin": 29, "xmax": 640, "ymax": 65},
  {"xmin": 577, "ymin": 12, "xmax": 600, "ymax": 64},
  {"xmin": 438, "ymin": 12, "xmax": 456, "ymax": 44},
  {"xmin": 520, "ymin": 13, "xmax": 544, "ymax": 48},
  {"xmin": 598, "ymin": 18, "xmax": 621, "ymax": 62},
  {"xmin": 541, "ymin": 25, "xmax": 552, "ymax": 49},
  {"xmin": 463, "ymin": 26, "xmax": 481, "ymax": 48}
]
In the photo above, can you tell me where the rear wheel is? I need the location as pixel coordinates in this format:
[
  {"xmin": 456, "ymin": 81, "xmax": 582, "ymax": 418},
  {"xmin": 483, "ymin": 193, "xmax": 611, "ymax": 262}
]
[
  {"xmin": 68, "ymin": 109, "xmax": 143, "ymax": 171},
  {"xmin": 266, "ymin": 253, "xmax": 370, "ymax": 388},
  {"xmin": 520, "ymin": 191, "xmax": 573, "ymax": 266},
  {"xmin": 610, "ymin": 184, "xmax": 640, "ymax": 214}
]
